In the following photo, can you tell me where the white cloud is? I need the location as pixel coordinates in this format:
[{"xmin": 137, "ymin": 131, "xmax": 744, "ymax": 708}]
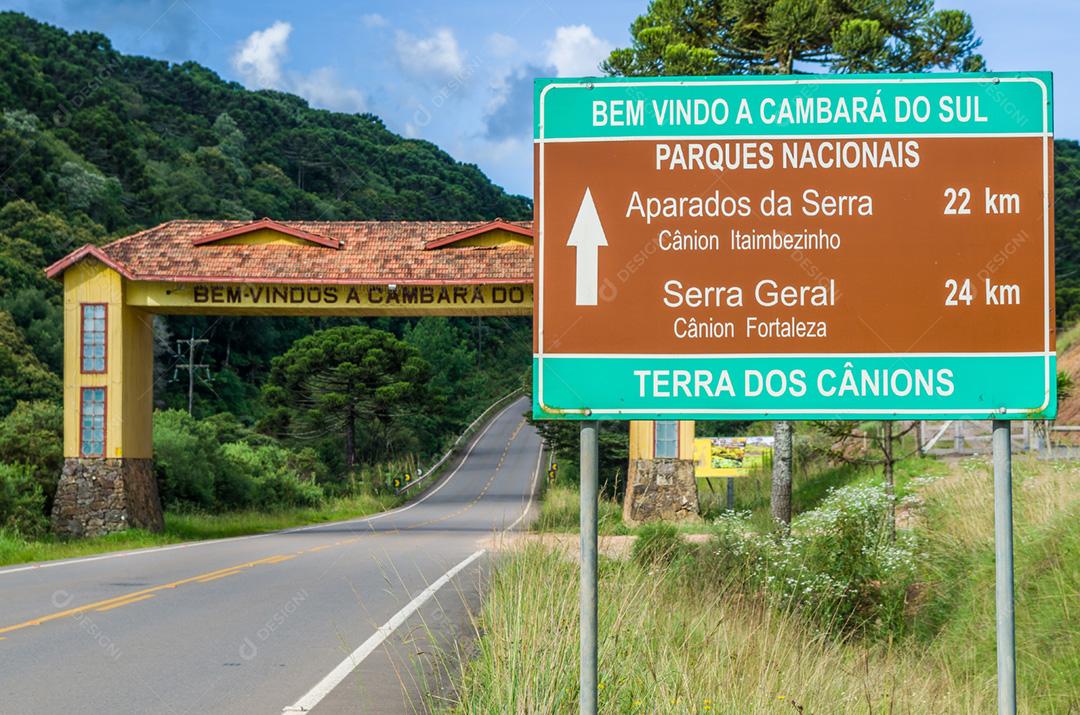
[
  {"xmin": 487, "ymin": 32, "xmax": 518, "ymax": 59},
  {"xmin": 361, "ymin": 13, "xmax": 388, "ymax": 29},
  {"xmin": 546, "ymin": 24, "xmax": 612, "ymax": 77},
  {"xmin": 395, "ymin": 27, "xmax": 465, "ymax": 80},
  {"xmin": 232, "ymin": 22, "xmax": 366, "ymax": 113},
  {"xmin": 232, "ymin": 20, "xmax": 292, "ymax": 88},
  {"xmin": 483, "ymin": 63, "xmax": 546, "ymax": 141},
  {"xmin": 291, "ymin": 67, "xmax": 367, "ymax": 113}
]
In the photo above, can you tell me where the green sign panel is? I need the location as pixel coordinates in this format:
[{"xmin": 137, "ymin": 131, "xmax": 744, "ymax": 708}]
[{"xmin": 533, "ymin": 73, "xmax": 1055, "ymax": 420}]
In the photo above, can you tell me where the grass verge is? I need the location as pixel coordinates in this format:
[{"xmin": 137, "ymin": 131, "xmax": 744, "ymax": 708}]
[
  {"xmin": 452, "ymin": 455, "xmax": 1078, "ymax": 713},
  {"xmin": 447, "ymin": 545, "xmax": 991, "ymax": 713},
  {"xmin": 0, "ymin": 493, "xmax": 399, "ymax": 567}
]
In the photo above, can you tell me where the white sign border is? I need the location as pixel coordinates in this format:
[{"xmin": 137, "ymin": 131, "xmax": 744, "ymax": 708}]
[{"xmin": 535, "ymin": 75, "xmax": 1052, "ymax": 418}]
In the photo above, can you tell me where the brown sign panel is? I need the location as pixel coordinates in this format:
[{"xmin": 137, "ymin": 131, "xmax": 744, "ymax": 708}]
[{"xmin": 533, "ymin": 74, "xmax": 1054, "ymax": 420}]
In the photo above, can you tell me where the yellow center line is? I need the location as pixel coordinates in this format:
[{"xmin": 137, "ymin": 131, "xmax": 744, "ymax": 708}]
[
  {"xmin": 196, "ymin": 570, "xmax": 244, "ymax": 583},
  {"xmin": 262, "ymin": 554, "xmax": 297, "ymax": 564},
  {"xmin": 0, "ymin": 552, "xmax": 300, "ymax": 637},
  {"xmin": 408, "ymin": 418, "xmax": 525, "ymax": 530},
  {"xmin": 95, "ymin": 594, "xmax": 156, "ymax": 612}
]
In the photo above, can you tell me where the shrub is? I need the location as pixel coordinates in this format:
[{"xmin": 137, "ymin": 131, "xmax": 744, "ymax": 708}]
[
  {"xmin": 706, "ymin": 511, "xmax": 762, "ymax": 588},
  {"xmin": 286, "ymin": 447, "xmax": 328, "ymax": 485},
  {"xmin": 221, "ymin": 441, "xmax": 323, "ymax": 510},
  {"xmin": 215, "ymin": 441, "xmax": 258, "ymax": 508},
  {"xmin": 251, "ymin": 470, "xmax": 323, "ymax": 510},
  {"xmin": 201, "ymin": 411, "xmax": 271, "ymax": 446},
  {"xmin": 788, "ymin": 484, "xmax": 916, "ymax": 633},
  {"xmin": 709, "ymin": 484, "xmax": 916, "ymax": 637},
  {"xmin": 153, "ymin": 409, "xmax": 220, "ymax": 509},
  {"xmin": 0, "ymin": 399, "xmax": 62, "ymax": 508},
  {"xmin": 0, "ymin": 462, "xmax": 47, "ymax": 538},
  {"xmin": 155, "ymin": 410, "xmax": 330, "ymax": 513}
]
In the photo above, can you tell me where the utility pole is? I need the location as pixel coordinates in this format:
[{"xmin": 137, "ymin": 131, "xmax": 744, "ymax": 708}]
[{"xmin": 176, "ymin": 328, "xmax": 209, "ymax": 415}]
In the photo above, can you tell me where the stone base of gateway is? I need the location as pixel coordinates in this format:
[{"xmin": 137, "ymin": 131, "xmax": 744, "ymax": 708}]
[
  {"xmin": 622, "ymin": 458, "xmax": 700, "ymax": 526},
  {"xmin": 52, "ymin": 458, "xmax": 164, "ymax": 537}
]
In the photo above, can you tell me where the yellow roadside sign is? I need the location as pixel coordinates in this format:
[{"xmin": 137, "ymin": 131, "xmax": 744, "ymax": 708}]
[{"xmin": 693, "ymin": 436, "xmax": 773, "ymax": 478}]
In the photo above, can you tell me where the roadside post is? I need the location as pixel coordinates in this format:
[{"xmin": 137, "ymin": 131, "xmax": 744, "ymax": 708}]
[
  {"xmin": 579, "ymin": 422, "xmax": 599, "ymax": 715},
  {"xmin": 532, "ymin": 73, "xmax": 1053, "ymax": 715},
  {"xmin": 993, "ymin": 420, "xmax": 1017, "ymax": 714}
]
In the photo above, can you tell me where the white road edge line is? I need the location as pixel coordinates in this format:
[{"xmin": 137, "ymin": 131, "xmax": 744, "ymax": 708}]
[
  {"xmin": 0, "ymin": 398, "xmax": 523, "ymax": 578},
  {"xmin": 290, "ymin": 397, "xmax": 517, "ymax": 530},
  {"xmin": 280, "ymin": 422, "xmax": 543, "ymax": 713},
  {"xmin": 281, "ymin": 549, "xmax": 486, "ymax": 714},
  {"xmin": 505, "ymin": 440, "xmax": 544, "ymax": 532}
]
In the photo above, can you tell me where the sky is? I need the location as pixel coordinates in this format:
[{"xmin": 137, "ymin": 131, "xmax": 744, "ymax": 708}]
[{"xmin": 1, "ymin": 0, "xmax": 1076, "ymax": 197}]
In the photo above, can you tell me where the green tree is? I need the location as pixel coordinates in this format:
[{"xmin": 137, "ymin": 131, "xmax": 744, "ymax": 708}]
[
  {"xmin": 404, "ymin": 317, "xmax": 471, "ymax": 425},
  {"xmin": 263, "ymin": 326, "xmax": 434, "ymax": 475},
  {"xmin": 0, "ymin": 200, "xmax": 103, "ymax": 265},
  {"xmin": 1055, "ymin": 141, "xmax": 1080, "ymax": 327},
  {"xmin": 603, "ymin": 0, "xmax": 984, "ymax": 76},
  {"xmin": 153, "ymin": 409, "xmax": 220, "ymax": 509},
  {"xmin": 3, "ymin": 287, "xmax": 63, "ymax": 372},
  {"xmin": 0, "ymin": 400, "xmax": 63, "ymax": 511},
  {"xmin": 0, "ymin": 462, "xmax": 47, "ymax": 538},
  {"xmin": 0, "ymin": 310, "xmax": 60, "ymax": 416}
]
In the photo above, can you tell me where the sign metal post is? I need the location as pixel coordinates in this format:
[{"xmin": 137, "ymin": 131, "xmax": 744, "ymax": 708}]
[
  {"xmin": 579, "ymin": 422, "xmax": 599, "ymax": 715},
  {"xmin": 992, "ymin": 420, "xmax": 1017, "ymax": 715}
]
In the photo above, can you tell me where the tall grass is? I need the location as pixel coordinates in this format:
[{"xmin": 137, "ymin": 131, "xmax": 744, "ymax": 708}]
[
  {"xmin": 448, "ymin": 455, "xmax": 1079, "ymax": 713},
  {"xmin": 448, "ymin": 545, "xmax": 991, "ymax": 714},
  {"xmin": 532, "ymin": 485, "xmax": 627, "ymax": 534},
  {"xmin": 912, "ymin": 456, "xmax": 1080, "ymax": 712},
  {"xmin": 1056, "ymin": 319, "xmax": 1080, "ymax": 354}
]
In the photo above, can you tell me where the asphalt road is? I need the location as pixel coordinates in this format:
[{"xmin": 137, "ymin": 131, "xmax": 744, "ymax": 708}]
[{"xmin": 0, "ymin": 398, "xmax": 542, "ymax": 714}]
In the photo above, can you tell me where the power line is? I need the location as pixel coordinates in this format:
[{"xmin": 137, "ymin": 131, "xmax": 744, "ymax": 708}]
[{"xmin": 174, "ymin": 327, "xmax": 210, "ymax": 415}]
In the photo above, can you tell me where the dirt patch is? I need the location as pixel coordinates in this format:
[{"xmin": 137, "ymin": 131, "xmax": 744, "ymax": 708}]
[{"xmin": 478, "ymin": 532, "xmax": 712, "ymax": 561}]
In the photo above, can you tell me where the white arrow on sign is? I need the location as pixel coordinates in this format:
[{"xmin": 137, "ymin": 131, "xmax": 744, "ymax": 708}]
[{"xmin": 566, "ymin": 187, "xmax": 608, "ymax": 306}]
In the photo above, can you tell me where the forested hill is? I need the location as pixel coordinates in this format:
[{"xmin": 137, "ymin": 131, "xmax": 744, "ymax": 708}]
[
  {"xmin": 1056, "ymin": 140, "xmax": 1080, "ymax": 326},
  {"xmin": 0, "ymin": 11, "xmax": 529, "ymax": 236},
  {"xmin": 0, "ymin": 11, "xmax": 532, "ymax": 437}
]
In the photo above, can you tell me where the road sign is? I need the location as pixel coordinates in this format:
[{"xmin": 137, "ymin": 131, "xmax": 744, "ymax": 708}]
[
  {"xmin": 532, "ymin": 72, "xmax": 1055, "ymax": 420},
  {"xmin": 693, "ymin": 436, "xmax": 773, "ymax": 478}
]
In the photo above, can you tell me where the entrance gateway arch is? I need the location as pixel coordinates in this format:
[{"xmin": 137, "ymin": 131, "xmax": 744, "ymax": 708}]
[{"xmin": 45, "ymin": 217, "xmax": 687, "ymax": 536}]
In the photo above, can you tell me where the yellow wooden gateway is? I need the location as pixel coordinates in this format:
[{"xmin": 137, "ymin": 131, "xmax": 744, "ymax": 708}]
[
  {"xmin": 628, "ymin": 420, "xmax": 695, "ymax": 461},
  {"xmin": 46, "ymin": 217, "xmax": 686, "ymax": 535}
]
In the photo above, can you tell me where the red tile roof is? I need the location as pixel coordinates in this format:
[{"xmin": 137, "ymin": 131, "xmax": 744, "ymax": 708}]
[
  {"xmin": 47, "ymin": 219, "xmax": 534, "ymax": 285},
  {"xmin": 423, "ymin": 219, "xmax": 533, "ymax": 249},
  {"xmin": 192, "ymin": 217, "xmax": 343, "ymax": 249}
]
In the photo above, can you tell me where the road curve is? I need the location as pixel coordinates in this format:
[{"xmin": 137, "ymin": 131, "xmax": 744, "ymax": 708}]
[{"xmin": 0, "ymin": 397, "xmax": 542, "ymax": 714}]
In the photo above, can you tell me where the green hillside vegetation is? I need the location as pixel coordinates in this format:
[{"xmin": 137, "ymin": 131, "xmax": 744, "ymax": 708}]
[
  {"xmin": 0, "ymin": 12, "xmax": 528, "ymax": 229},
  {"xmin": 1055, "ymin": 141, "xmax": 1080, "ymax": 325},
  {"xmin": 0, "ymin": 12, "xmax": 532, "ymax": 553}
]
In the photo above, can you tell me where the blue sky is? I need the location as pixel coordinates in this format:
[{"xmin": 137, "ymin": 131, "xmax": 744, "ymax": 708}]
[{"xmin": 2, "ymin": 0, "xmax": 1076, "ymax": 197}]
